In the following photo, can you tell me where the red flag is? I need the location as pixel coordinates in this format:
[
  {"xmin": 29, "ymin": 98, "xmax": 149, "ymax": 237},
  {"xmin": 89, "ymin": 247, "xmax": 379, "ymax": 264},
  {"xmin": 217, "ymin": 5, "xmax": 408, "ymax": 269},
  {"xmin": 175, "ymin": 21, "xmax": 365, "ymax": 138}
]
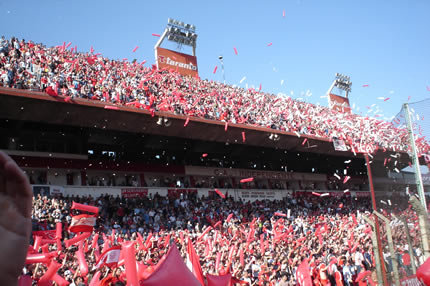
[
  {"xmin": 69, "ymin": 214, "xmax": 96, "ymax": 233},
  {"xmin": 95, "ymin": 246, "xmax": 121, "ymax": 269},
  {"xmin": 215, "ymin": 189, "xmax": 226, "ymax": 199},
  {"xmin": 296, "ymin": 260, "xmax": 313, "ymax": 286},
  {"xmin": 187, "ymin": 241, "xmax": 205, "ymax": 286}
]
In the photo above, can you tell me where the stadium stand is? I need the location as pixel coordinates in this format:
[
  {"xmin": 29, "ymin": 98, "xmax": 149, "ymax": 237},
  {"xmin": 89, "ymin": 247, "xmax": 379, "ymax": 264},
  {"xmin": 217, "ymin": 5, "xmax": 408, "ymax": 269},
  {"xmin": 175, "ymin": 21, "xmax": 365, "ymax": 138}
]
[
  {"xmin": 1, "ymin": 36, "xmax": 429, "ymax": 285},
  {"xmin": 1, "ymin": 37, "xmax": 429, "ymax": 155}
]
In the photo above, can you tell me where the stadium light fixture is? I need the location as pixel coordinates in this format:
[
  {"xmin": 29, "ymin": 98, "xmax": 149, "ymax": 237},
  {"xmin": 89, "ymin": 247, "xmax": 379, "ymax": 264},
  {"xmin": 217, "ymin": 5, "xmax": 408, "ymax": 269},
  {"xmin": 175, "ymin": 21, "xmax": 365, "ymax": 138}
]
[
  {"xmin": 154, "ymin": 18, "xmax": 198, "ymax": 58},
  {"xmin": 156, "ymin": 117, "xmax": 163, "ymax": 126},
  {"xmin": 156, "ymin": 117, "xmax": 172, "ymax": 127}
]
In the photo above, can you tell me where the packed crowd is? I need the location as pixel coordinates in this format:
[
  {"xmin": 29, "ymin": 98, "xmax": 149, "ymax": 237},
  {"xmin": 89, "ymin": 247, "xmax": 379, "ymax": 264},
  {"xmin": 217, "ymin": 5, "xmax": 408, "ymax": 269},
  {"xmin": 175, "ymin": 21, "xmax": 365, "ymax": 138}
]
[
  {"xmin": 25, "ymin": 190, "xmax": 423, "ymax": 285},
  {"xmin": 1, "ymin": 36, "xmax": 429, "ymax": 155}
]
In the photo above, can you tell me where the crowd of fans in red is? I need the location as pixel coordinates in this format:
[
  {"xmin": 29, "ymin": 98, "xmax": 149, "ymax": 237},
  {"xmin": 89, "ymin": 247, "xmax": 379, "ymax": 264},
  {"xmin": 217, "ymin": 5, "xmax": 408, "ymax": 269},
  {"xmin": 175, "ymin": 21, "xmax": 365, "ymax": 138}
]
[
  {"xmin": 1, "ymin": 36, "xmax": 429, "ymax": 156},
  {"xmin": 1, "ymin": 36, "xmax": 427, "ymax": 285},
  {"xmin": 26, "ymin": 191, "xmax": 421, "ymax": 285}
]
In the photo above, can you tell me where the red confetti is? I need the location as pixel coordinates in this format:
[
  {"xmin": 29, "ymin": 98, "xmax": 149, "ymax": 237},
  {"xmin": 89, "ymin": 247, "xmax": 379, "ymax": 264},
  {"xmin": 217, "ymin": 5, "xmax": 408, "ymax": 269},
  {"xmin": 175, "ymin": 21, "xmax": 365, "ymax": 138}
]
[
  {"xmin": 242, "ymin": 131, "xmax": 246, "ymax": 142},
  {"xmin": 274, "ymin": 212, "xmax": 287, "ymax": 217},
  {"xmin": 427, "ymin": 86, "xmax": 430, "ymax": 92},
  {"xmin": 233, "ymin": 47, "xmax": 238, "ymax": 55},
  {"xmin": 224, "ymin": 121, "xmax": 228, "ymax": 131},
  {"xmin": 282, "ymin": 10, "xmax": 286, "ymax": 17},
  {"xmin": 240, "ymin": 178, "xmax": 254, "ymax": 183},
  {"xmin": 362, "ymin": 84, "xmax": 369, "ymax": 87},
  {"xmin": 132, "ymin": 46, "xmax": 139, "ymax": 53},
  {"xmin": 215, "ymin": 189, "xmax": 225, "ymax": 199},
  {"xmin": 152, "ymin": 33, "xmax": 161, "ymax": 37},
  {"xmin": 343, "ymin": 176, "xmax": 351, "ymax": 184},
  {"xmin": 213, "ymin": 66, "xmax": 218, "ymax": 74},
  {"xmin": 312, "ymin": 192, "xmax": 321, "ymax": 197},
  {"xmin": 202, "ymin": 153, "xmax": 208, "ymax": 157},
  {"xmin": 267, "ymin": 42, "xmax": 273, "ymax": 47},
  {"xmin": 259, "ymin": 84, "xmax": 262, "ymax": 92},
  {"xmin": 302, "ymin": 138, "xmax": 307, "ymax": 146},
  {"xmin": 104, "ymin": 105, "xmax": 119, "ymax": 110},
  {"xmin": 384, "ymin": 97, "xmax": 390, "ymax": 101},
  {"xmin": 184, "ymin": 117, "xmax": 190, "ymax": 127}
]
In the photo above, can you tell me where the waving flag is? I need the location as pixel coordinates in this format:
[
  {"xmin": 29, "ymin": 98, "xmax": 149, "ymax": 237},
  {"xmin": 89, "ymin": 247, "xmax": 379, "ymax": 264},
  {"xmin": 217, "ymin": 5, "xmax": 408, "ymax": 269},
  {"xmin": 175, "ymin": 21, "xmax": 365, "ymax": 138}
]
[
  {"xmin": 95, "ymin": 246, "xmax": 121, "ymax": 269},
  {"xmin": 69, "ymin": 214, "xmax": 96, "ymax": 233},
  {"xmin": 186, "ymin": 240, "xmax": 205, "ymax": 286}
]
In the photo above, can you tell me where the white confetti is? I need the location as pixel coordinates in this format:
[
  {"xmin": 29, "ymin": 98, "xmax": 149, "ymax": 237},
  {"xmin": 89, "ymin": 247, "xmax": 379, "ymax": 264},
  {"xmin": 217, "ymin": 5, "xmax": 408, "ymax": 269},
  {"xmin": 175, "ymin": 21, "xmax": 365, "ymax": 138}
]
[
  {"xmin": 343, "ymin": 189, "xmax": 350, "ymax": 193},
  {"xmin": 334, "ymin": 173, "xmax": 341, "ymax": 180},
  {"xmin": 388, "ymin": 200, "xmax": 392, "ymax": 206},
  {"xmin": 394, "ymin": 168, "xmax": 400, "ymax": 173},
  {"xmin": 380, "ymin": 200, "xmax": 387, "ymax": 205},
  {"xmin": 344, "ymin": 160, "xmax": 351, "ymax": 163},
  {"xmin": 320, "ymin": 193, "xmax": 329, "ymax": 197},
  {"xmin": 240, "ymin": 76, "xmax": 246, "ymax": 83},
  {"xmin": 280, "ymin": 79, "xmax": 284, "ymax": 85}
]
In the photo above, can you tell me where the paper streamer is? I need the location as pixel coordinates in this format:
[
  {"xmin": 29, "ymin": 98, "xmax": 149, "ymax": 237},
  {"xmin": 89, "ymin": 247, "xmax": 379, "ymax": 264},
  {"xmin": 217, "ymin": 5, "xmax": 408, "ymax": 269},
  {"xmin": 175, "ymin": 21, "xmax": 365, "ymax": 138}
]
[
  {"xmin": 25, "ymin": 253, "xmax": 52, "ymax": 264},
  {"xmin": 52, "ymin": 274, "xmax": 69, "ymax": 286},
  {"xmin": 213, "ymin": 66, "xmax": 218, "ymax": 74},
  {"xmin": 88, "ymin": 271, "xmax": 101, "ymax": 286},
  {"xmin": 71, "ymin": 202, "xmax": 99, "ymax": 214},
  {"xmin": 38, "ymin": 261, "xmax": 61, "ymax": 285},
  {"xmin": 56, "ymin": 223, "xmax": 62, "ymax": 239},
  {"xmin": 64, "ymin": 232, "xmax": 91, "ymax": 248},
  {"xmin": 33, "ymin": 236, "xmax": 42, "ymax": 252},
  {"xmin": 122, "ymin": 242, "xmax": 139, "ymax": 286},
  {"xmin": 76, "ymin": 242, "xmax": 89, "ymax": 276}
]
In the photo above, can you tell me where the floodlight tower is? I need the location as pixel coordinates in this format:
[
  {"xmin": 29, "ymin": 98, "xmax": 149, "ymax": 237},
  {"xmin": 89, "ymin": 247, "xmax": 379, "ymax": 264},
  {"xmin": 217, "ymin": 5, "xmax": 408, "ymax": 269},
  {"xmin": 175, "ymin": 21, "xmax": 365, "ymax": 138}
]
[
  {"xmin": 326, "ymin": 73, "xmax": 352, "ymax": 113},
  {"xmin": 154, "ymin": 18, "xmax": 198, "ymax": 68}
]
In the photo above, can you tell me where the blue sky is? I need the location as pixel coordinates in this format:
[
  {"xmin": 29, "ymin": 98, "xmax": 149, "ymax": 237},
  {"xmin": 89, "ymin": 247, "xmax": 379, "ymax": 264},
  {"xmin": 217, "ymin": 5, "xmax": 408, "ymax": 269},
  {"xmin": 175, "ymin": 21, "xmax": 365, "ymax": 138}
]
[{"xmin": 1, "ymin": 0, "xmax": 429, "ymax": 120}]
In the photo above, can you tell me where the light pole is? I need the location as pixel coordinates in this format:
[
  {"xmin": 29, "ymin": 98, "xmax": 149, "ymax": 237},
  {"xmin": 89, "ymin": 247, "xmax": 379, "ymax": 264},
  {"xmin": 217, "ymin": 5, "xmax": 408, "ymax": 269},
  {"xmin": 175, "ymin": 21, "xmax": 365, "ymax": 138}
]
[{"xmin": 219, "ymin": 55, "xmax": 225, "ymax": 84}]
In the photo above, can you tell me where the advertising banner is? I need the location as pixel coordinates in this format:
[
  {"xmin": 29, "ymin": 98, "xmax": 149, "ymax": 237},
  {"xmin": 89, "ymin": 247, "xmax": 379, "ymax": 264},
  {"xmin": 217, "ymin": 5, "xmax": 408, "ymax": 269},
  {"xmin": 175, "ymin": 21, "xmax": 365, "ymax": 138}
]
[
  {"xmin": 329, "ymin": 93, "xmax": 351, "ymax": 113},
  {"xmin": 121, "ymin": 188, "xmax": 148, "ymax": 198},
  {"xmin": 156, "ymin": 47, "xmax": 198, "ymax": 77}
]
